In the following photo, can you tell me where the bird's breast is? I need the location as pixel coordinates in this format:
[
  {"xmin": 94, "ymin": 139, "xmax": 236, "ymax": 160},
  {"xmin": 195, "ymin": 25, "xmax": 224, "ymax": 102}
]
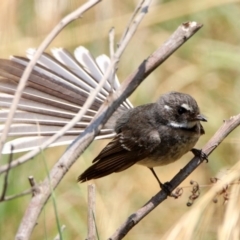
[{"xmin": 138, "ymin": 126, "xmax": 201, "ymax": 167}]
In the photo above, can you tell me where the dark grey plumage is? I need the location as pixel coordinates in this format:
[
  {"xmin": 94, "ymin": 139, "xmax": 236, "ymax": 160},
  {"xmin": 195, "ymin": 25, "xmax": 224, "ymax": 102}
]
[{"xmin": 78, "ymin": 92, "xmax": 207, "ymax": 184}]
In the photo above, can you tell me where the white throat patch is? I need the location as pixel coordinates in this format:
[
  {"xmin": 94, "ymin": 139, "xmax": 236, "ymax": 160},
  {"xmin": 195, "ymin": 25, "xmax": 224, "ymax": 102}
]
[{"xmin": 169, "ymin": 121, "xmax": 197, "ymax": 129}]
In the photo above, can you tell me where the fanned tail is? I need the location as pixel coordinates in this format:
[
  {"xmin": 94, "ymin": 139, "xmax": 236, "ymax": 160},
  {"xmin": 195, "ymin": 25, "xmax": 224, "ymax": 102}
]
[{"xmin": 0, "ymin": 47, "xmax": 133, "ymax": 153}]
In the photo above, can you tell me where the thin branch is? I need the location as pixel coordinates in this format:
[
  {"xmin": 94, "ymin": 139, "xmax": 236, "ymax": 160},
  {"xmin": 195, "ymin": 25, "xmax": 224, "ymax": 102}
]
[
  {"xmin": 0, "ymin": 0, "xmax": 101, "ymax": 161},
  {"xmin": 0, "ymin": 188, "xmax": 32, "ymax": 202},
  {"xmin": 28, "ymin": 176, "xmax": 40, "ymax": 197},
  {"xmin": 109, "ymin": 27, "xmax": 116, "ymax": 88},
  {"xmin": 118, "ymin": 0, "xmax": 145, "ymax": 47},
  {"xmin": 109, "ymin": 27, "xmax": 115, "ymax": 59},
  {"xmin": 28, "ymin": 176, "xmax": 37, "ymax": 188},
  {"xmin": 87, "ymin": 184, "xmax": 96, "ymax": 240},
  {"xmin": 0, "ymin": 145, "xmax": 13, "ymax": 201},
  {"xmin": 108, "ymin": 115, "xmax": 240, "ymax": 240},
  {"xmin": 0, "ymin": 175, "xmax": 39, "ymax": 203}
]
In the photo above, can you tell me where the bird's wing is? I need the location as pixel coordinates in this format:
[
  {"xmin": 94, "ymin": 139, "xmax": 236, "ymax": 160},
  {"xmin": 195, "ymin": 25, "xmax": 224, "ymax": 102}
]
[
  {"xmin": 200, "ymin": 123, "xmax": 205, "ymax": 135},
  {"xmin": 0, "ymin": 47, "xmax": 133, "ymax": 153},
  {"xmin": 78, "ymin": 127, "xmax": 161, "ymax": 182}
]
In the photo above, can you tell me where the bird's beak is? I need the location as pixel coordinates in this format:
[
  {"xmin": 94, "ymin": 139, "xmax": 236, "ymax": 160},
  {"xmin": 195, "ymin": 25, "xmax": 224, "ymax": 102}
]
[{"xmin": 195, "ymin": 114, "xmax": 207, "ymax": 122}]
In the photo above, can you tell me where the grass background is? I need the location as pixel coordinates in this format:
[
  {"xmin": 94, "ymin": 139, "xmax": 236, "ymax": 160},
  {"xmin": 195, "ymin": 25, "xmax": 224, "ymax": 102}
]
[{"xmin": 1, "ymin": 0, "xmax": 240, "ymax": 239}]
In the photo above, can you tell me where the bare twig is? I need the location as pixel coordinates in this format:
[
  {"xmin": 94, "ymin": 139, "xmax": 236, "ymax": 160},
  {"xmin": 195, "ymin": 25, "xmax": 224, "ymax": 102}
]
[
  {"xmin": 0, "ymin": 188, "xmax": 32, "ymax": 202},
  {"xmin": 0, "ymin": 145, "xmax": 13, "ymax": 201},
  {"xmin": 0, "ymin": 173, "xmax": 39, "ymax": 203},
  {"xmin": 87, "ymin": 184, "xmax": 96, "ymax": 240},
  {"xmin": 28, "ymin": 176, "xmax": 40, "ymax": 197},
  {"xmin": 0, "ymin": 0, "xmax": 101, "ymax": 161},
  {"xmin": 109, "ymin": 27, "xmax": 115, "ymax": 59},
  {"xmin": 118, "ymin": 0, "xmax": 145, "ymax": 47},
  {"xmin": 28, "ymin": 176, "xmax": 37, "ymax": 188},
  {"xmin": 109, "ymin": 114, "xmax": 240, "ymax": 240},
  {"xmin": 109, "ymin": 27, "xmax": 116, "ymax": 88}
]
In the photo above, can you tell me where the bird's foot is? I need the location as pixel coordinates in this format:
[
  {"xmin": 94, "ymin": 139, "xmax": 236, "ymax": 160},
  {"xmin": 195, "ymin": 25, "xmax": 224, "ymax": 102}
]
[
  {"xmin": 160, "ymin": 181, "xmax": 173, "ymax": 196},
  {"xmin": 191, "ymin": 148, "xmax": 208, "ymax": 162}
]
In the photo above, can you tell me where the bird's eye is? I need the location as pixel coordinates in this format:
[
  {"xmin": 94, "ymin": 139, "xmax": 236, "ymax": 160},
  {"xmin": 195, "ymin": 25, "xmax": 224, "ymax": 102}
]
[{"xmin": 178, "ymin": 106, "xmax": 187, "ymax": 115}]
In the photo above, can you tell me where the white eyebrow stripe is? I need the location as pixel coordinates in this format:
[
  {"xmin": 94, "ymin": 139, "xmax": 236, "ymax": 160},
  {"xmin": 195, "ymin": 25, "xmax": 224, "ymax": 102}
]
[
  {"xmin": 181, "ymin": 103, "xmax": 192, "ymax": 111},
  {"xmin": 164, "ymin": 105, "xmax": 172, "ymax": 110}
]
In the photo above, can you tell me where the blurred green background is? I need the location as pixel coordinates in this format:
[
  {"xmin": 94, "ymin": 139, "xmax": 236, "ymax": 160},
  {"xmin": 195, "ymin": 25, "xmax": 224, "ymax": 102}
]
[{"xmin": 1, "ymin": 0, "xmax": 240, "ymax": 239}]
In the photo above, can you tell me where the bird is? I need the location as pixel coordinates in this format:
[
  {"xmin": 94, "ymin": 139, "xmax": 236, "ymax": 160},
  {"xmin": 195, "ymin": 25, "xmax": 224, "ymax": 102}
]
[
  {"xmin": 78, "ymin": 91, "xmax": 207, "ymax": 192},
  {"xmin": 0, "ymin": 46, "xmax": 207, "ymax": 192}
]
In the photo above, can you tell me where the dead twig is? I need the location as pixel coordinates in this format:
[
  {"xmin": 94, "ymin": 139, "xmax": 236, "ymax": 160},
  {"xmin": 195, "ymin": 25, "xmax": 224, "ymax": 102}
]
[
  {"xmin": 0, "ymin": 145, "xmax": 14, "ymax": 201},
  {"xmin": 87, "ymin": 184, "xmax": 97, "ymax": 240}
]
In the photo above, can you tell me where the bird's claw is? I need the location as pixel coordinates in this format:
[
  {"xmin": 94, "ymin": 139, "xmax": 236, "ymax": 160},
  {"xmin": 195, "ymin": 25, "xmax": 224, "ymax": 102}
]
[
  {"xmin": 160, "ymin": 181, "xmax": 172, "ymax": 196},
  {"xmin": 191, "ymin": 148, "xmax": 208, "ymax": 162}
]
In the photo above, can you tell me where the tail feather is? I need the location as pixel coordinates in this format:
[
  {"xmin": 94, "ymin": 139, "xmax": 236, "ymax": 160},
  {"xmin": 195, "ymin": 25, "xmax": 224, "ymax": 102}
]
[{"xmin": 0, "ymin": 46, "xmax": 133, "ymax": 153}]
